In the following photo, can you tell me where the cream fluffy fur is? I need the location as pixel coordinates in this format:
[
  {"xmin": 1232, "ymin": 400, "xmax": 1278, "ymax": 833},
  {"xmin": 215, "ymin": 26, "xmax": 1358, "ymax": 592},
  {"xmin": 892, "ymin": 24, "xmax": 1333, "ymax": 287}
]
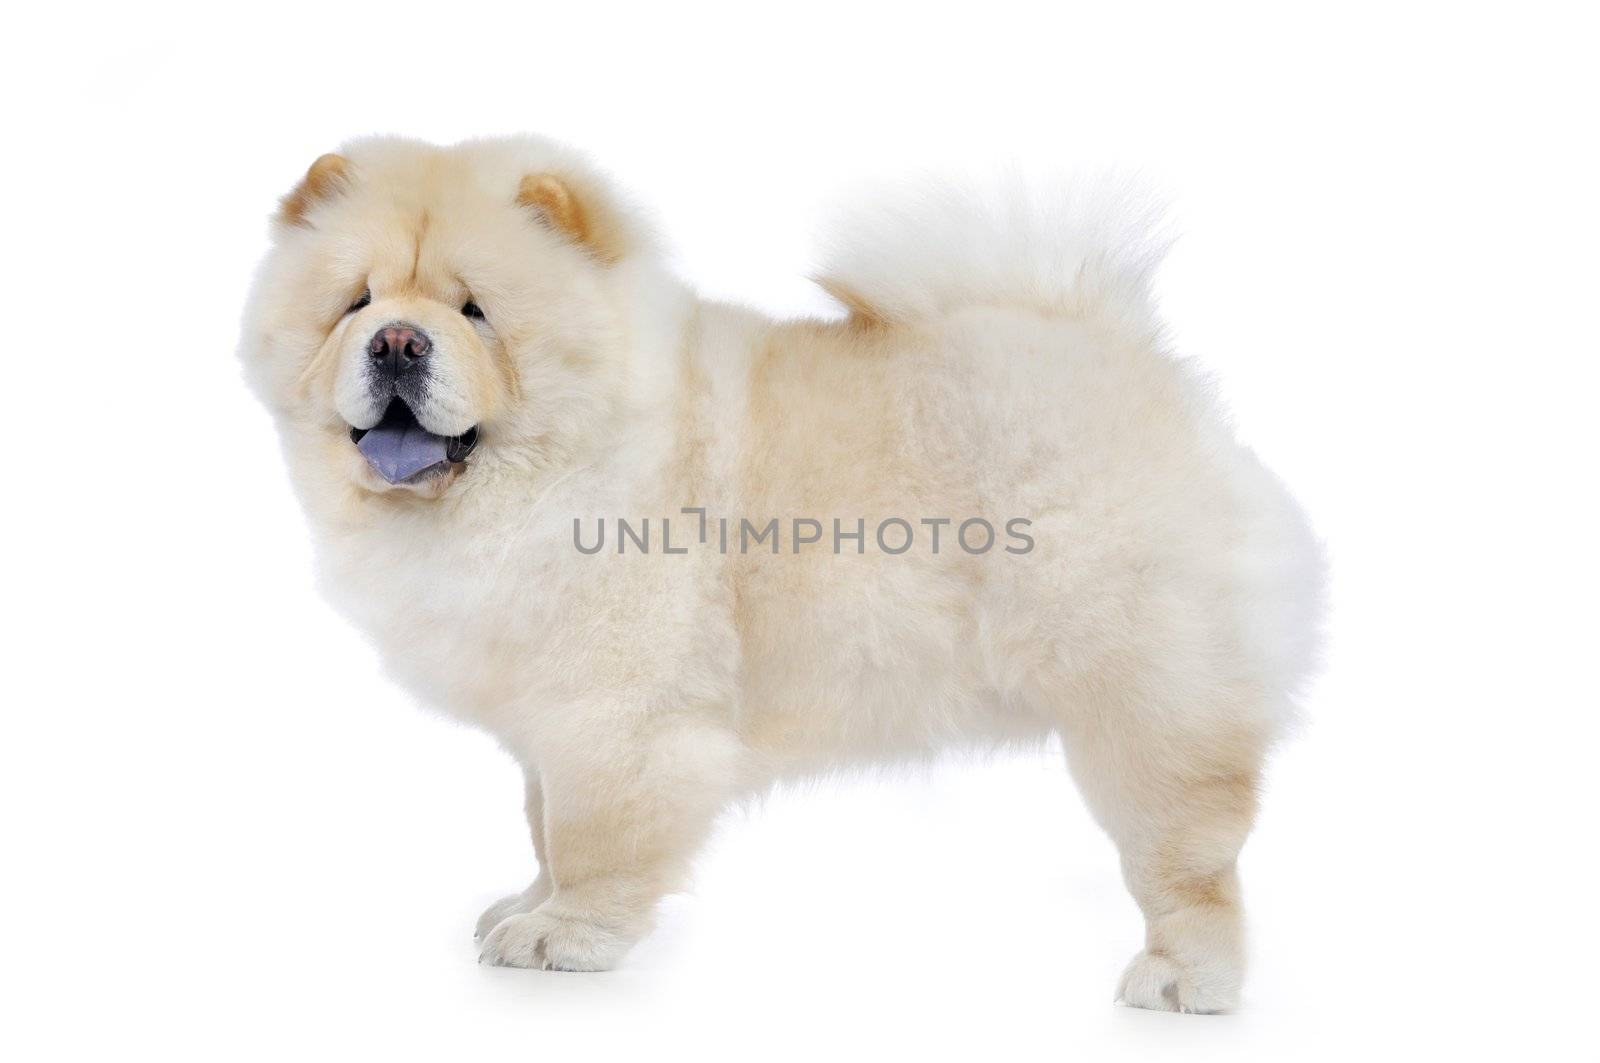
[{"xmin": 240, "ymin": 136, "xmax": 1325, "ymax": 1012}]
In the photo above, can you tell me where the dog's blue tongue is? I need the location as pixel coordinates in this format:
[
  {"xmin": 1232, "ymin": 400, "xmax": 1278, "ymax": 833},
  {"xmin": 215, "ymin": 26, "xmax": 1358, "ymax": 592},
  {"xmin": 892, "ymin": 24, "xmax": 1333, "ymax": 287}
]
[{"xmin": 356, "ymin": 404, "xmax": 451, "ymax": 484}]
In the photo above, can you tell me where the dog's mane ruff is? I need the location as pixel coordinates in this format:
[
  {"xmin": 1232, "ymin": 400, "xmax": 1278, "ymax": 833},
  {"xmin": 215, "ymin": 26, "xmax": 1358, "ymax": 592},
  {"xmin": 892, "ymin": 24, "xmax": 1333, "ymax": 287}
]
[{"xmin": 811, "ymin": 172, "xmax": 1171, "ymax": 339}]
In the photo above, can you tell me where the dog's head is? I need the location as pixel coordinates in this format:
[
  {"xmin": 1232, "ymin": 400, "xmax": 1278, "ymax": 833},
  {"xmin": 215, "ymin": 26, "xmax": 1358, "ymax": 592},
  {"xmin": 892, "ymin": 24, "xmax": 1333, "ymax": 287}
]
[{"xmin": 242, "ymin": 137, "xmax": 653, "ymax": 502}]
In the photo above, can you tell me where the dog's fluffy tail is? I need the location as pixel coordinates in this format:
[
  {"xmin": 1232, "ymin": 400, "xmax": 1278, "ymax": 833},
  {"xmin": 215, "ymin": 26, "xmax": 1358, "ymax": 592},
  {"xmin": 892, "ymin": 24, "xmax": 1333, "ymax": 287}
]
[{"xmin": 812, "ymin": 173, "xmax": 1169, "ymax": 337}]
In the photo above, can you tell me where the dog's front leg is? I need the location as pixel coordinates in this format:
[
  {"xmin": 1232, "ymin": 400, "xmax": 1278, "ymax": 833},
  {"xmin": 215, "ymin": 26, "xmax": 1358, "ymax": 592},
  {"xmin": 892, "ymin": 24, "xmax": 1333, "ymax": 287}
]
[
  {"xmin": 473, "ymin": 770, "xmax": 553, "ymax": 943},
  {"xmin": 477, "ymin": 709, "xmax": 748, "ymax": 971}
]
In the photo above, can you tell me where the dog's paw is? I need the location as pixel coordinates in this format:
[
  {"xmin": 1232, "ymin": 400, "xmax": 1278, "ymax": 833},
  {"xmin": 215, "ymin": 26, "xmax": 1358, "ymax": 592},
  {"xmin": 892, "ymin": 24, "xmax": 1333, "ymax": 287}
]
[
  {"xmin": 1115, "ymin": 950, "xmax": 1238, "ymax": 1014},
  {"xmin": 477, "ymin": 908, "xmax": 629, "ymax": 971},
  {"xmin": 474, "ymin": 893, "xmax": 532, "ymax": 943},
  {"xmin": 473, "ymin": 878, "xmax": 553, "ymax": 943}
]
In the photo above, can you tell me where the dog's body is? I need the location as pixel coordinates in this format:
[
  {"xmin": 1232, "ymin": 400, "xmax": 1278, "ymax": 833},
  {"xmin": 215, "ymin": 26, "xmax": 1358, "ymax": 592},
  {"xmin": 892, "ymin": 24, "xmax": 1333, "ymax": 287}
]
[{"xmin": 242, "ymin": 137, "xmax": 1324, "ymax": 1012}]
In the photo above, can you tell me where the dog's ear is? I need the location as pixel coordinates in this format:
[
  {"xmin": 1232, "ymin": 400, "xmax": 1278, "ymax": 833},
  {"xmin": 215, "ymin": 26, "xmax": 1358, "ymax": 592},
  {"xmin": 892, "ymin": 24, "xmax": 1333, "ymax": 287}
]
[
  {"xmin": 517, "ymin": 173, "xmax": 628, "ymax": 264},
  {"xmin": 277, "ymin": 153, "xmax": 351, "ymax": 228}
]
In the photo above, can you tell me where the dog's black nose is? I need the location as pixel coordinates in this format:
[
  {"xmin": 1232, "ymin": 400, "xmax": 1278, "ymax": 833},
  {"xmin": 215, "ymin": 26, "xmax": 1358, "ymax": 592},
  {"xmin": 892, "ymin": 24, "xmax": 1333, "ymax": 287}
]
[{"xmin": 368, "ymin": 325, "xmax": 431, "ymax": 379}]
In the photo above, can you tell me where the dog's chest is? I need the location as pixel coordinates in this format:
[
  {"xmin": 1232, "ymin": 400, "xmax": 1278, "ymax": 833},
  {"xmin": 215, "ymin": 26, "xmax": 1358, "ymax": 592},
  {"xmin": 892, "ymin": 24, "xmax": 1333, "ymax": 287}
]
[{"xmin": 321, "ymin": 505, "xmax": 576, "ymax": 722}]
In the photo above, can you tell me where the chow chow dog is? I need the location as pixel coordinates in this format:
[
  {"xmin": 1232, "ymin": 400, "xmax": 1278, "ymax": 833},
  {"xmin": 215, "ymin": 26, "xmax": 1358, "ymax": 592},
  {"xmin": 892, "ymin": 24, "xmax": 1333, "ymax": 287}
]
[{"xmin": 240, "ymin": 136, "xmax": 1324, "ymax": 1012}]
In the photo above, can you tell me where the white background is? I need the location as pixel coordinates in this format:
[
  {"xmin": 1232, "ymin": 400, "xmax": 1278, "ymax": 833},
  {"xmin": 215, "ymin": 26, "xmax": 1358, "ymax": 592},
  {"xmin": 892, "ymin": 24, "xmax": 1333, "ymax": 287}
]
[{"xmin": 6, "ymin": 2, "xmax": 1597, "ymax": 1059}]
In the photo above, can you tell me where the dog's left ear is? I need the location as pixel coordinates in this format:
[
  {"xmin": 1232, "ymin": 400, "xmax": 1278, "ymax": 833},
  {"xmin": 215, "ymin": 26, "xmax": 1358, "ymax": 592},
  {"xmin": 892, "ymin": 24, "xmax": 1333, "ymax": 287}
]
[{"xmin": 517, "ymin": 173, "xmax": 629, "ymax": 264}]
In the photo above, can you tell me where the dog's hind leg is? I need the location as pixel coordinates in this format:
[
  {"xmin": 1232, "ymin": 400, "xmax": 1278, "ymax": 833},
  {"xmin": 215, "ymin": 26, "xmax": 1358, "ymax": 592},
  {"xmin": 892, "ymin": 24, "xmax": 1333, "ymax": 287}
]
[{"xmin": 1061, "ymin": 697, "xmax": 1267, "ymax": 1013}]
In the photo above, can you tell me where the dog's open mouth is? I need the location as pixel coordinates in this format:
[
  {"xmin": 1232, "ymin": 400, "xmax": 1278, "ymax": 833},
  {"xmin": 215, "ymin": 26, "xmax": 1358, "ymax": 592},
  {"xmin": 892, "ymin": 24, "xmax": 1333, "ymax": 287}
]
[{"xmin": 349, "ymin": 400, "xmax": 479, "ymax": 485}]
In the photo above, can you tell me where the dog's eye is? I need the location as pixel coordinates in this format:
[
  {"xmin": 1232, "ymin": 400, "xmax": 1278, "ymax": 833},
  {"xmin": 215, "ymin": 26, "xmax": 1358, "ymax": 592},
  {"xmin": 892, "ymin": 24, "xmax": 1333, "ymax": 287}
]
[
  {"xmin": 347, "ymin": 288, "xmax": 371, "ymax": 314},
  {"xmin": 462, "ymin": 300, "xmax": 486, "ymax": 321}
]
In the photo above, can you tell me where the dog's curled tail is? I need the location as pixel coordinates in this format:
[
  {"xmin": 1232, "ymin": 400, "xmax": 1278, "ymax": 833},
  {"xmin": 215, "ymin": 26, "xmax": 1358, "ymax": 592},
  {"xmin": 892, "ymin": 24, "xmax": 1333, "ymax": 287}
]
[{"xmin": 812, "ymin": 172, "xmax": 1169, "ymax": 338}]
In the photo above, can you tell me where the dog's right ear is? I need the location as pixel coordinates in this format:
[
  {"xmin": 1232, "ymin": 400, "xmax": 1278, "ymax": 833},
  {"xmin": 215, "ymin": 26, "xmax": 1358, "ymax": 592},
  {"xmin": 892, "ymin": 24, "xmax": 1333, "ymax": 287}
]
[{"xmin": 276, "ymin": 153, "xmax": 351, "ymax": 229}]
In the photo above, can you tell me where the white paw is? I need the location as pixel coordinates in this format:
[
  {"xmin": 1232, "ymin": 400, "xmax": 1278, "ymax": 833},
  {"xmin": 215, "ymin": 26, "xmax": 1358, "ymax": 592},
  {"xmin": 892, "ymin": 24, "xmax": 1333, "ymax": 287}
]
[
  {"xmin": 474, "ymin": 893, "xmax": 531, "ymax": 943},
  {"xmin": 477, "ymin": 908, "xmax": 630, "ymax": 971},
  {"xmin": 1116, "ymin": 950, "xmax": 1239, "ymax": 1014},
  {"xmin": 473, "ymin": 878, "xmax": 552, "ymax": 943}
]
